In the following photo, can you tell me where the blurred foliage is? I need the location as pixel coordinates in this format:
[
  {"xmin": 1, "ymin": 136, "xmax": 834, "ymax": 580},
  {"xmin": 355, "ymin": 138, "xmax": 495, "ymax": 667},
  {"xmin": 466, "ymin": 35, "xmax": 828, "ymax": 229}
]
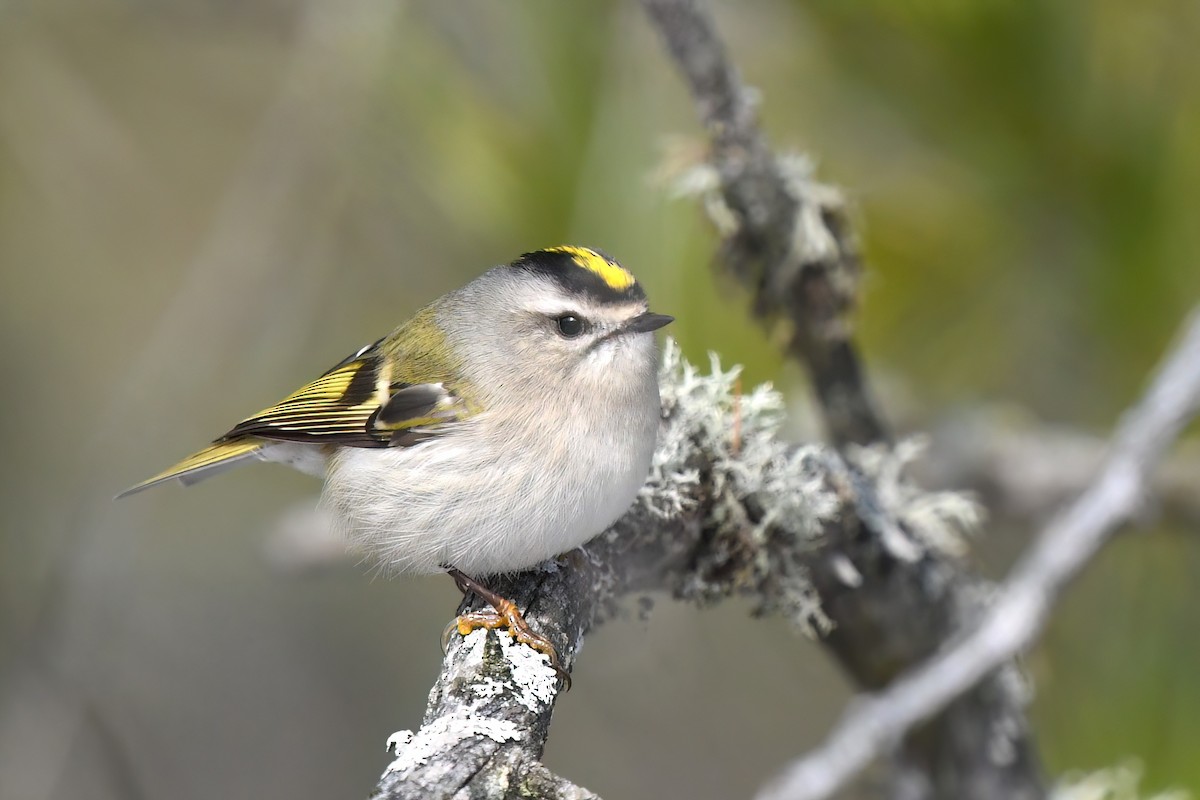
[
  {"xmin": 795, "ymin": 0, "xmax": 1200, "ymax": 422},
  {"xmin": 1, "ymin": 0, "xmax": 1198, "ymax": 798}
]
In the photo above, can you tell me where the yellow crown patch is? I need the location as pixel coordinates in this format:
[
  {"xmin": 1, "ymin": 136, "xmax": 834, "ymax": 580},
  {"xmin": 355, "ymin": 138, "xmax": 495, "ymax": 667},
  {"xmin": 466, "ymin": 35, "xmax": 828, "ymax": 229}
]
[{"xmin": 547, "ymin": 246, "xmax": 636, "ymax": 292}]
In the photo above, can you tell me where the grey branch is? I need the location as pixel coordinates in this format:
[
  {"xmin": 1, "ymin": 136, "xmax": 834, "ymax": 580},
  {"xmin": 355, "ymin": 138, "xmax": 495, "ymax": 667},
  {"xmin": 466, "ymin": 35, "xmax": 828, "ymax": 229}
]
[
  {"xmin": 922, "ymin": 408, "xmax": 1200, "ymax": 527},
  {"xmin": 758, "ymin": 308, "xmax": 1200, "ymax": 800},
  {"xmin": 640, "ymin": 0, "xmax": 887, "ymax": 448}
]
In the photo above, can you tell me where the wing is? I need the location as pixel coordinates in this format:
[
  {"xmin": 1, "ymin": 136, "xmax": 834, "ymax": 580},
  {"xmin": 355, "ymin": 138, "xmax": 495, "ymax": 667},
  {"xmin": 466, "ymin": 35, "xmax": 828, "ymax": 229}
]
[
  {"xmin": 118, "ymin": 338, "xmax": 469, "ymax": 497},
  {"xmin": 221, "ymin": 339, "xmax": 468, "ymax": 447}
]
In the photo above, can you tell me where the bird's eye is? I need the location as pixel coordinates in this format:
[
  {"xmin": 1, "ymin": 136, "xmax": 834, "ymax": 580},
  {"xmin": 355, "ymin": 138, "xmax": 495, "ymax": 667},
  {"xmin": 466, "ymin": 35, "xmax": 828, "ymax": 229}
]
[{"xmin": 555, "ymin": 314, "xmax": 586, "ymax": 338}]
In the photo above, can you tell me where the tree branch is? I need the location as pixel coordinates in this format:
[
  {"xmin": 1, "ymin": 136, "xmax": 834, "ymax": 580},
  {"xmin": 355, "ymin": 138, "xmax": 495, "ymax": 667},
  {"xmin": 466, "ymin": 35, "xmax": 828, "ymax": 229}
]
[
  {"xmin": 640, "ymin": 0, "xmax": 887, "ymax": 448},
  {"xmin": 370, "ymin": 563, "xmax": 600, "ymax": 800},
  {"xmin": 757, "ymin": 308, "xmax": 1200, "ymax": 800},
  {"xmin": 922, "ymin": 409, "xmax": 1200, "ymax": 527},
  {"xmin": 640, "ymin": 1, "xmax": 1045, "ymax": 797}
]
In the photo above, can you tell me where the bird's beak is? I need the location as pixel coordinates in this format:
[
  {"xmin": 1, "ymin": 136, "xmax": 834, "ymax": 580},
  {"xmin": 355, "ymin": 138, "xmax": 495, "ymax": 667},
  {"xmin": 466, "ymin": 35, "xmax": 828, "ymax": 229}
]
[{"xmin": 622, "ymin": 312, "xmax": 675, "ymax": 334}]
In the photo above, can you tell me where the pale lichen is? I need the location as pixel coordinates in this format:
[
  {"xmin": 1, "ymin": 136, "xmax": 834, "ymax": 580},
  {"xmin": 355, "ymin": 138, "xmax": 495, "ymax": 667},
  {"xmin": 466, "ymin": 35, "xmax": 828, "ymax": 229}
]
[
  {"xmin": 848, "ymin": 437, "xmax": 984, "ymax": 560},
  {"xmin": 385, "ymin": 730, "xmax": 413, "ymax": 753},
  {"xmin": 669, "ymin": 161, "xmax": 740, "ymax": 238},
  {"xmin": 384, "ymin": 714, "xmax": 523, "ymax": 775},
  {"xmin": 492, "ymin": 633, "xmax": 557, "ymax": 713},
  {"xmin": 644, "ymin": 340, "xmax": 836, "ymax": 544},
  {"xmin": 634, "ymin": 342, "xmax": 987, "ymax": 637},
  {"xmin": 776, "ymin": 153, "xmax": 846, "ymax": 269},
  {"xmin": 639, "ymin": 341, "xmax": 840, "ymax": 634},
  {"xmin": 668, "ymin": 151, "xmax": 850, "ymax": 273}
]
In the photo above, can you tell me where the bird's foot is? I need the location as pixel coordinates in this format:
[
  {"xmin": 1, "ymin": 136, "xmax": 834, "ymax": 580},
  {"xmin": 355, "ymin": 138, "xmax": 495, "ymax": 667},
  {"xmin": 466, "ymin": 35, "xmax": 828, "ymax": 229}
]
[{"xmin": 444, "ymin": 568, "xmax": 570, "ymax": 690}]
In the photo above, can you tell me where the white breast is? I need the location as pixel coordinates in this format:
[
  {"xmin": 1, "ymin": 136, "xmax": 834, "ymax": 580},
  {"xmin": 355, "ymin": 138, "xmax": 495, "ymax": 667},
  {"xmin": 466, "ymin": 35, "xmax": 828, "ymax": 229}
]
[{"xmin": 321, "ymin": 374, "xmax": 660, "ymax": 577}]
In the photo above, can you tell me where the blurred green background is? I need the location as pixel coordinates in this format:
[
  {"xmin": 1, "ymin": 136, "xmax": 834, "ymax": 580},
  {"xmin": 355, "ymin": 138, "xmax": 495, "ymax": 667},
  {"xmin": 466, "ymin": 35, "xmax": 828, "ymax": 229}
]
[{"xmin": 2, "ymin": 1, "xmax": 1198, "ymax": 798}]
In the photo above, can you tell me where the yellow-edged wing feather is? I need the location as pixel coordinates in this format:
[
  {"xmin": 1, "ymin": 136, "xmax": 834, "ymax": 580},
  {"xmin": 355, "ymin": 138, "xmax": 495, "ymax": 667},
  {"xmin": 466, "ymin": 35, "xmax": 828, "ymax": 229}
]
[
  {"xmin": 222, "ymin": 354, "xmax": 391, "ymax": 447},
  {"xmin": 118, "ymin": 332, "xmax": 468, "ymax": 498},
  {"xmin": 116, "ymin": 440, "xmax": 266, "ymax": 497}
]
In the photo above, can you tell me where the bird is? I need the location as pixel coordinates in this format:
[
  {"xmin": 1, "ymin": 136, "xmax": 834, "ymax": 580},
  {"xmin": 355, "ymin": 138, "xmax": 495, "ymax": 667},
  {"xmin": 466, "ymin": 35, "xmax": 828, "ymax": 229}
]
[{"xmin": 120, "ymin": 246, "xmax": 673, "ymax": 678}]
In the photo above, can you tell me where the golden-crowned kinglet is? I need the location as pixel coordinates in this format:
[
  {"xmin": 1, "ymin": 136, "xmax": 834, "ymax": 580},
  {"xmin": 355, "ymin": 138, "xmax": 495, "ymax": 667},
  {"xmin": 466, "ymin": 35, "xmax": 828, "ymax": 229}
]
[{"xmin": 121, "ymin": 246, "xmax": 673, "ymax": 673}]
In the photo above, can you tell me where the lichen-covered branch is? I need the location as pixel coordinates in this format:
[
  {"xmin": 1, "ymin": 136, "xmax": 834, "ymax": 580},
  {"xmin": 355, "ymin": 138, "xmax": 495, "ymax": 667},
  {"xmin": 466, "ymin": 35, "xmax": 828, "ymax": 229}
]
[
  {"xmin": 370, "ymin": 343, "xmax": 979, "ymax": 800},
  {"xmin": 640, "ymin": 1, "xmax": 1045, "ymax": 798},
  {"xmin": 758, "ymin": 308, "xmax": 1200, "ymax": 800},
  {"xmin": 370, "ymin": 564, "xmax": 599, "ymax": 800},
  {"xmin": 641, "ymin": 0, "xmax": 886, "ymax": 448}
]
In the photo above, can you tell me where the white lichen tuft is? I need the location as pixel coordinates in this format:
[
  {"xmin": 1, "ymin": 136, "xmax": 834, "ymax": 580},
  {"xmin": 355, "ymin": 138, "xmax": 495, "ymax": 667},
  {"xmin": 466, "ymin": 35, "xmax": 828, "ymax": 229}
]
[
  {"xmin": 645, "ymin": 341, "xmax": 838, "ymax": 542},
  {"xmin": 669, "ymin": 151, "xmax": 849, "ymax": 274},
  {"xmin": 848, "ymin": 437, "xmax": 984, "ymax": 559},
  {"xmin": 775, "ymin": 152, "xmax": 847, "ymax": 268},
  {"xmin": 641, "ymin": 341, "xmax": 840, "ymax": 634},
  {"xmin": 670, "ymin": 162, "xmax": 740, "ymax": 238},
  {"xmin": 643, "ymin": 340, "xmax": 840, "ymax": 546},
  {"xmin": 1051, "ymin": 763, "xmax": 1190, "ymax": 800}
]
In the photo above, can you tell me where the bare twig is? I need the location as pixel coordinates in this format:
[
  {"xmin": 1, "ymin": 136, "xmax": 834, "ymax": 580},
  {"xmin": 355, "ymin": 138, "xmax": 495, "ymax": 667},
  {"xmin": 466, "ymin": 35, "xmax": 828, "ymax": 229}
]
[
  {"xmin": 758, "ymin": 309, "xmax": 1200, "ymax": 800},
  {"xmin": 922, "ymin": 409, "xmax": 1200, "ymax": 526},
  {"xmin": 641, "ymin": 0, "xmax": 887, "ymax": 448}
]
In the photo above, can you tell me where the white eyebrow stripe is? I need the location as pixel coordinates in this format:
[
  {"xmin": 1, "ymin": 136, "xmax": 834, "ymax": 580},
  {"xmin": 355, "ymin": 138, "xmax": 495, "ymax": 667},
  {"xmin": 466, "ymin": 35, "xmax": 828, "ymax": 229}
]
[{"xmin": 523, "ymin": 296, "xmax": 647, "ymax": 324}]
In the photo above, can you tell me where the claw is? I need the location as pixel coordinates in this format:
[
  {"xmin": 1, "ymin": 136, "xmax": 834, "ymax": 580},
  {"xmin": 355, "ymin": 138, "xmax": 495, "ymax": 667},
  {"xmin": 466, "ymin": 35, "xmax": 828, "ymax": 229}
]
[
  {"xmin": 444, "ymin": 568, "xmax": 572, "ymax": 691},
  {"xmin": 440, "ymin": 618, "xmax": 458, "ymax": 655}
]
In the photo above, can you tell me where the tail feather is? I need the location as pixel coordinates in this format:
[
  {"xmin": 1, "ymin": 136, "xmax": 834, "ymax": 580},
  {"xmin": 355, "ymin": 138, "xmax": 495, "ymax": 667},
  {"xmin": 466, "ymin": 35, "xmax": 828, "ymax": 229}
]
[{"xmin": 117, "ymin": 440, "xmax": 265, "ymax": 498}]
